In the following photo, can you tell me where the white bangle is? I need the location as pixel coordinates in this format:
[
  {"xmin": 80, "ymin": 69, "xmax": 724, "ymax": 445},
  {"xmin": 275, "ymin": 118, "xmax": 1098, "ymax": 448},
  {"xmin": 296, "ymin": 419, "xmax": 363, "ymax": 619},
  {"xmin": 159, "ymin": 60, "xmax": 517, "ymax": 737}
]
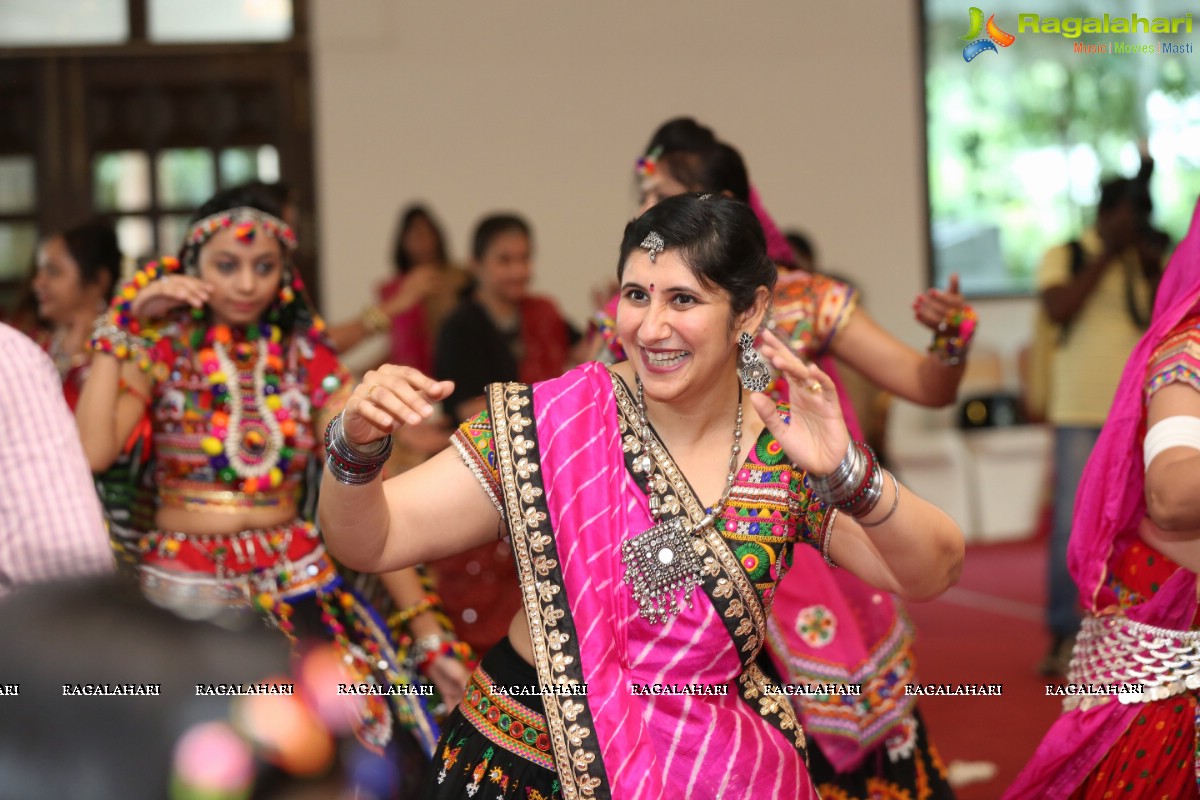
[{"xmin": 1143, "ymin": 416, "xmax": 1200, "ymax": 470}]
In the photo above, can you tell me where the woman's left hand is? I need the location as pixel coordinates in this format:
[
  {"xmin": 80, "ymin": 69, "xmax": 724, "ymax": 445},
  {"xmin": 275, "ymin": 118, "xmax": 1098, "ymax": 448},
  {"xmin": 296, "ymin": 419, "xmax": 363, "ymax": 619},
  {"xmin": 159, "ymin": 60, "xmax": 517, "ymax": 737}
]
[
  {"xmin": 912, "ymin": 273, "xmax": 964, "ymax": 332},
  {"xmin": 749, "ymin": 330, "xmax": 851, "ymax": 477},
  {"xmin": 426, "ymin": 654, "xmax": 471, "ymax": 710}
]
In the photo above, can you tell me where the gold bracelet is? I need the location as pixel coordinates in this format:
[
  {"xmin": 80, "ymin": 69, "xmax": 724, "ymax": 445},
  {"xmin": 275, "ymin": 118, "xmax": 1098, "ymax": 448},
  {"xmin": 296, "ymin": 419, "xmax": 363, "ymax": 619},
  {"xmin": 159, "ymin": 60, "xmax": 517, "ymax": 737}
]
[
  {"xmin": 360, "ymin": 304, "xmax": 390, "ymax": 334},
  {"xmin": 387, "ymin": 595, "xmax": 438, "ymax": 628}
]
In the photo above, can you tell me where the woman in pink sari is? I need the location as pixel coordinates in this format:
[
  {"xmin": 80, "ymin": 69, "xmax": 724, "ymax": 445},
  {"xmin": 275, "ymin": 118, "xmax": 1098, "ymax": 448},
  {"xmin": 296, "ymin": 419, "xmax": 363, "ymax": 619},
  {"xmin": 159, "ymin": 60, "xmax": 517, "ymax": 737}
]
[
  {"xmin": 593, "ymin": 118, "xmax": 971, "ymax": 797},
  {"xmin": 1005, "ymin": 199, "xmax": 1200, "ymax": 799},
  {"xmin": 319, "ymin": 194, "xmax": 964, "ymax": 799}
]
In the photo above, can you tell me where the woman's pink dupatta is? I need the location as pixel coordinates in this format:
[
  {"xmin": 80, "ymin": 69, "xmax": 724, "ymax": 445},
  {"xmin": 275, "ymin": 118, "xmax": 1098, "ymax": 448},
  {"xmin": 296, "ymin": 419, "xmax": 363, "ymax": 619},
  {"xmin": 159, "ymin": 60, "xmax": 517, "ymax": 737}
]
[
  {"xmin": 525, "ymin": 363, "xmax": 816, "ymax": 799},
  {"xmin": 1004, "ymin": 199, "xmax": 1200, "ymax": 798}
]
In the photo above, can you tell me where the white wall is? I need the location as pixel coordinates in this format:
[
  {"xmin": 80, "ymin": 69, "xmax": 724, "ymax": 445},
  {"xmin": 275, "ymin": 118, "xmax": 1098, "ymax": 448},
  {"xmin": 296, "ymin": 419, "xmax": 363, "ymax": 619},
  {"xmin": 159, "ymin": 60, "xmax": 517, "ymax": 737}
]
[{"xmin": 310, "ymin": 0, "xmax": 1017, "ymax": 360}]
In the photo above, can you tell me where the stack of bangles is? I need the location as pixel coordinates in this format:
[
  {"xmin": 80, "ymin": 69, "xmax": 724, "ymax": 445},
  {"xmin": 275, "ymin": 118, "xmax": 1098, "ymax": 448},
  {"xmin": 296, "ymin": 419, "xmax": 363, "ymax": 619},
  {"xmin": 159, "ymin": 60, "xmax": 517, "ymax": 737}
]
[
  {"xmin": 809, "ymin": 441, "xmax": 901, "ymax": 539},
  {"xmin": 410, "ymin": 633, "xmax": 473, "ymax": 676},
  {"xmin": 929, "ymin": 306, "xmax": 977, "ymax": 365},
  {"xmin": 89, "ymin": 319, "xmax": 146, "ymax": 361},
  {"xmin": 325, "ymin": 413, "xmax": 392, "ymax": 485},
  {"xmin": 387, "ymin": 593, "xmax": 442, "ymax": 629}
]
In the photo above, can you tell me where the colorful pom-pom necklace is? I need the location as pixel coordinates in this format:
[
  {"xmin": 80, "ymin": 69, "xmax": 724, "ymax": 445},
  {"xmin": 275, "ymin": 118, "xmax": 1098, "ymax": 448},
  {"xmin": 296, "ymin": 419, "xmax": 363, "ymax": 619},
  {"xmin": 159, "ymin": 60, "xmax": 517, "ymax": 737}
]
[{"xmin": 198, "ymin": 322, "xmax": 297, "ymax": 493}]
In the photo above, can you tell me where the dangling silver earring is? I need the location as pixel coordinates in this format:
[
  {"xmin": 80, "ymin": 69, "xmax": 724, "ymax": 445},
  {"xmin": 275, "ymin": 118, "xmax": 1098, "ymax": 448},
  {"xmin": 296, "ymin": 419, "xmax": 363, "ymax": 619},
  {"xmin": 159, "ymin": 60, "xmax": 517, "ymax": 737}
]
[{"xmin": 738, "ymin": 332, "xmax": 770, "ymax": 392}]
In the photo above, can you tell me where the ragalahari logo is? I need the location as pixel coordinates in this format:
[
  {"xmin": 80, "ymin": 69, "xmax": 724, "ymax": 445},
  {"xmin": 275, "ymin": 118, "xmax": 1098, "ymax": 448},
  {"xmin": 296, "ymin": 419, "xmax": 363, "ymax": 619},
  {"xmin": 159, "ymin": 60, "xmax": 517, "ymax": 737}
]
[{"xmin": 961, "ymin": 7, "xmax": 1016, "ymax": 61}]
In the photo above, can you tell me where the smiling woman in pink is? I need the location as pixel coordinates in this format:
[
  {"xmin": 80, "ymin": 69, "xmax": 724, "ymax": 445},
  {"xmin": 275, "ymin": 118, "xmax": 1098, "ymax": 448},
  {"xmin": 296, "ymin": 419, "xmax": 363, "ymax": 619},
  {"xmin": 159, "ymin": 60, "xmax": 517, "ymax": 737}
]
[{"xmin": 318, "ymin": 194, "xmax": 964, "ymax": 799}]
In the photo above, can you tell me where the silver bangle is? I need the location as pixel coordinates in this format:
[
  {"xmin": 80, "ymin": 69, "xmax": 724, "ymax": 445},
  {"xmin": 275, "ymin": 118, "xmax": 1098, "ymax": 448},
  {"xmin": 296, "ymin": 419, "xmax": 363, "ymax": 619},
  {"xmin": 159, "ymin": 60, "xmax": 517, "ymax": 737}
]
[
  {"xmin": 809, "ymin": 442, "xmax": 885, "ymax": 519},
  {"xmin": 324, "ymin": 413, "xmax": 392, "ymax": 485},
  {"xmin": 808, "ymin": 442, "xmax": 863, "ymax": 502},
  {"xmin": 410, "ymin": 632, "xmax": 451, "ymax": 663},
  {"xmin": 859, "ymin": 471, "xmax": 900, "ymax": 528}
]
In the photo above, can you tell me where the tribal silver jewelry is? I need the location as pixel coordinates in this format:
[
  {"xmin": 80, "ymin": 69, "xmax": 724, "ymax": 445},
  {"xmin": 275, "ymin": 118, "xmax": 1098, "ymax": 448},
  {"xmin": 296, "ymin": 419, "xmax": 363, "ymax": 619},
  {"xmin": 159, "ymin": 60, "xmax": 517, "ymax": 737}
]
[
  {"xmin": 737, "ymin": 332, "xmax": 770, "ymax": 392},
  {"xmin": 640, "ymin": 231, "xmax": 665, "ymax": 263},
  {"xmin": 621, "ymin": 376, "xmax": 743, "ymax": 624}
]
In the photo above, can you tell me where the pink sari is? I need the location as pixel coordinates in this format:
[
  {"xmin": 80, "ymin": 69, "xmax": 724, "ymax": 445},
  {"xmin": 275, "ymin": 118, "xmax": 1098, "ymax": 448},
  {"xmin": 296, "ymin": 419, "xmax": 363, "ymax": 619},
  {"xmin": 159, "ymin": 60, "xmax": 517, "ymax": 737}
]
[
  {"xmin": 478, "ymin": 362, "xmax": 819, "ymax": 799},
  {"xmin": 1004, "ymin": 199, "xmax": 1200, "ymax": 798}
]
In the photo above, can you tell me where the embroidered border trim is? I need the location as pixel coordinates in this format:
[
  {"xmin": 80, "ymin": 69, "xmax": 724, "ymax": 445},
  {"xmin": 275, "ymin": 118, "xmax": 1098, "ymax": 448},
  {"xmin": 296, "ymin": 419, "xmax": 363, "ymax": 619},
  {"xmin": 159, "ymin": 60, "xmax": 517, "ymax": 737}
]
[
  {"xmin": 487, "ymin": 382, "xmax": 610, "ymax": 800},
  {"xmin": 765, "ymin": 607, "xmax": 916, "ymax": 749},
  {"xmin": 610, "ymin": 373, "xmax": 808, "ymax": 757},
  {"xmin": 451, "ymin": 431, "xmax": 505, "ymax": 517},
  {"xmin": 460, "ymin": 664, "xmax": 556, "ymax": 770}
]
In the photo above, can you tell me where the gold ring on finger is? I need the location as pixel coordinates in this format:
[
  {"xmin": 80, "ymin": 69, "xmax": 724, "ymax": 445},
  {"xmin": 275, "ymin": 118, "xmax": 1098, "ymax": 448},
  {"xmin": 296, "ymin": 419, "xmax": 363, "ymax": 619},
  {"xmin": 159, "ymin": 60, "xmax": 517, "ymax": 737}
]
[
  {"xmin": 366, "ymin": 383, "xmax": 380, "ymax": 400},
  {"xmin": 808, "ymin": 381, "xmax": 823, "ymax": 394}
]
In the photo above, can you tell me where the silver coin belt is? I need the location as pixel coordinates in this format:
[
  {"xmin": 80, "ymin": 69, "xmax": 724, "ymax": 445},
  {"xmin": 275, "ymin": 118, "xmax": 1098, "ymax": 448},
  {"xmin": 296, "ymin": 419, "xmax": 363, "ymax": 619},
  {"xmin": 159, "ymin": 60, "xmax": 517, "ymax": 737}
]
[{"xmin": 1065, "ymin": 613, "xmax": 1200, "ymax": 711}]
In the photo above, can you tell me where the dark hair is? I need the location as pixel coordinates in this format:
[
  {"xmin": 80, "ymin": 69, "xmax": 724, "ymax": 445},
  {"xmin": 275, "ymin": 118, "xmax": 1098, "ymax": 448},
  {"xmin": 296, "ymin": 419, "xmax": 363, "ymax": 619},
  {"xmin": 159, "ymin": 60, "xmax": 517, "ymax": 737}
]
[
  {"xmin": 187, "ymin": 183, "xmax": 285, "ymax": 226},
  {"xmin": 59, "ymin": 219, "xmax": 122, "ymax": 301},
  {"xmin": 645, "ymin": 117, "xmax": 717, "ymax": 154},
  {"xmin": 785, "ymin": 231, "xmax": 816, "ymax": 263},
  {"xmin": 392, "ymin": 204, "xmax": 449, "ymax": 275},
  {"xmin": 1098, "ymin": 177, "xmax": 1153, "ymax": 216},
  {"xmin": 471, "ymin": 214, "xmax": 531, "ymax": 262},
  {"xmin": 642, "ymin": 118, "xmax": 750, "ymax": 202},
  {"xmin": 618, "ymin": 194, "xmax": 775, "ymax": 316}
]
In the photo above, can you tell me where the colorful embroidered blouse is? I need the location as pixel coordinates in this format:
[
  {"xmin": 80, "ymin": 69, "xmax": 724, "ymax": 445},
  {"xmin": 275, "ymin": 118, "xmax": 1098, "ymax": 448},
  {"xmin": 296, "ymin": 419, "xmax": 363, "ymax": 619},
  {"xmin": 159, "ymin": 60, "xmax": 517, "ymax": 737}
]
[
  {"xmin": 139, "ymin": 322, "xmax": 351, "ymax": 504},
  {"xmin": 769, "ymin": 270, "xmax": 859, "ymax": 360},
  {"xmin": 1106, "ymin": 313, "xmax": 1200, "ymax": 619},
  {"xmin": 452, "ymin": 386, "xmax": 832, "ymax": 612}
]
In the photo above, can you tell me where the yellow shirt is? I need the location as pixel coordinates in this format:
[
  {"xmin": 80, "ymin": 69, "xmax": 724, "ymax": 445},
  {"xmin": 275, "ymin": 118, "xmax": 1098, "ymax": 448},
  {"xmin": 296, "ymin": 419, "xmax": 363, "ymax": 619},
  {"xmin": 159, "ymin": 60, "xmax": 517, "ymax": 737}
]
[{"xmin": 1036, "ymin": 229, "xmax": 1155, "ymax": 426}]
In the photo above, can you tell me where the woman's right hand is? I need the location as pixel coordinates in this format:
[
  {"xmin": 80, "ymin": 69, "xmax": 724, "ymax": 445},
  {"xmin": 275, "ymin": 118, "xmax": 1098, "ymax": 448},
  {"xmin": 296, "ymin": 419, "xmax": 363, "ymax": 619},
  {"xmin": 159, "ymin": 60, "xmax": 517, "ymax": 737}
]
[
  {"xmin": 381, "ymin": 264, "xmax": 442, "ymax": 317},
  {"xmin": 341, "ymin": 365, "xmax": 454, "ymax": 447},
  {"xmin": 130, "ymin": 275, "xmax": 212, "ymax": 319}
]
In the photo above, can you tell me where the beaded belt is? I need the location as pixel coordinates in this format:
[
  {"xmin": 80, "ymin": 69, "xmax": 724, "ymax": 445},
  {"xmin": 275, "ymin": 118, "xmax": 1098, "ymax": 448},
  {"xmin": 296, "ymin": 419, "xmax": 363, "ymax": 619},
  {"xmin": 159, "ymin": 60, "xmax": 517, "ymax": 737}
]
[
  {"xmin": 1065, "ymin": 614, "xmax": 1200, "ymax": 711},
  {"xmin": 160, "ymin": 483, "xmax": 299, "ymax": 512},
  {"xmin": 459, "ymin": 663, "xmax": 555, "ymax": 770},
  {"xmin": 138, "ymin": 521, "xmax": 335, "ymax": 609}
]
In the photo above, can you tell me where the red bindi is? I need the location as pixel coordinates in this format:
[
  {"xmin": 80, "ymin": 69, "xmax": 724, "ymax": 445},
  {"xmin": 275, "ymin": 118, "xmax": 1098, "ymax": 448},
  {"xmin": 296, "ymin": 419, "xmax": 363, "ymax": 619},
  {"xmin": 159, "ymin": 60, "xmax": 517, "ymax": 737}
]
[{"xmin": 649, "ymin": 284, "xmax": 655, "ymax": 293}]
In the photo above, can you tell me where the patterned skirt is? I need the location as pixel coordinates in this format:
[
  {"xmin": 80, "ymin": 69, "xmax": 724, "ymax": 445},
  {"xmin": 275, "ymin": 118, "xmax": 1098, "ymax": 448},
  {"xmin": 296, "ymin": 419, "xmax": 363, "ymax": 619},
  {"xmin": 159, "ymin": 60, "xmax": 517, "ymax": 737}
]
[
  {"xmin": 1070, "ymin": 694, "xmax": 1198, "ymax": 799},
  {"xmin": 808, "ymin": 708, "xmax": 955, "ymax": 800},
  {"xmin": 422, "ymin": 637, "xmax": 561, "ymax": 799},
  {"xmin": 136, "ymin": 520, "xmax": 440, "ymax": 755}
]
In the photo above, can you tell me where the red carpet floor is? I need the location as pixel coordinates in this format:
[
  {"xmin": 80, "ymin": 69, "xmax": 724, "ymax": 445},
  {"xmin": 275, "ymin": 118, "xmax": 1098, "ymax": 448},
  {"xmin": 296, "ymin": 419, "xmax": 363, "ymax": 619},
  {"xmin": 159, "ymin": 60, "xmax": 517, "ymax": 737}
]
[{"xmin": 904, "ymin": 537, "xmax": 1066, "ymax": 800}]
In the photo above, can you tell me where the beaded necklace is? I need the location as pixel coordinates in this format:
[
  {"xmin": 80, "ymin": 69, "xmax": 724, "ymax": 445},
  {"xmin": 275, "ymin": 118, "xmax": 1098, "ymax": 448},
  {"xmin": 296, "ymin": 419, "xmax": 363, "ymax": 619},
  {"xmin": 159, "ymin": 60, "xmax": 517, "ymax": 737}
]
[{"xmin": 198, "ymin": 323, "xmax": 298, "ymax": 493}]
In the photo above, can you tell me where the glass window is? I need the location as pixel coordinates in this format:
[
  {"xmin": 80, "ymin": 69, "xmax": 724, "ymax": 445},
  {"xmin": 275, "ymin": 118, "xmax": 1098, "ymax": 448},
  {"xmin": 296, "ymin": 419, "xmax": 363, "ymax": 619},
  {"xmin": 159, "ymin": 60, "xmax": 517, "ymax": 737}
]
[
  {"xmin": 219, "ymin": 144, "xmax": 281, "ymax": 187},
  {"xmin": 0, "ymin": 221, "xmax": 38, "ymax": 281},
  {"xmin": 115, "ymin": 217, "xmax": 154, "ymax": 262},
  {"xmin": 0, "ymin": 0, "xmax": 127, "ymax": 46},
  {"xmin": 94, "ymin": 151, "xmax": 152, "ymax": 213},
  {"xmin": 148, "ymin": 0, "xmax": 292, "ymax": 43},
  {"xmin": 923, "ymin": 0, "xmax": 1200, "ymax": 296},
  {"xmin": 0, "ymin": 156, "xmax": 35, "ymax": 214},
  {"xmin": 158, "ymin": 214, "xmax": 193, "ymax": 254},
  {"xmin": 156, "ymin": 148, "xmax": 215, "ymax": 210}
]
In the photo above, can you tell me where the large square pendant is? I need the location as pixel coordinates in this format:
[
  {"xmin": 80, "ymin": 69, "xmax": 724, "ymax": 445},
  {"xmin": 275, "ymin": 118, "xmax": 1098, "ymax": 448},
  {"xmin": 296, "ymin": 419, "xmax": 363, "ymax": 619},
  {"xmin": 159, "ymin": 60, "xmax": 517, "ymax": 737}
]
[{"xmin": 621, "ymin": 518, "xmax": 703, "ymax": 624}]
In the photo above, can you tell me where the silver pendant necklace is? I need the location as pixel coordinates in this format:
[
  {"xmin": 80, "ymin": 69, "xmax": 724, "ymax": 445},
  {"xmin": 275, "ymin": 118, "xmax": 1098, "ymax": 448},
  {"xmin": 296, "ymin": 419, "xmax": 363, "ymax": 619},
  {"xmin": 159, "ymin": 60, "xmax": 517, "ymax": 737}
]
[{"xmin": 621, "ymin": 376, "xmax": 743, "ymax": 624}]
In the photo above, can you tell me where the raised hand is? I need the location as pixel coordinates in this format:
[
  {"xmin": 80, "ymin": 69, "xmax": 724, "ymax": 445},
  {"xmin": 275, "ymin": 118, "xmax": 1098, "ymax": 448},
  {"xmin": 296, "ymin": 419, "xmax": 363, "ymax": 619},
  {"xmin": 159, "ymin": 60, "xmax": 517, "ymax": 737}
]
[
  {"xmin": 912, "ymin": 273, "xmax": 965, "ymax": 332},
  {"xmin": 426, "ymin": 655, "xmax": 471, "ymax": 710},
  {"xmin": 381, "ymin": 264, "xmax": 442, "ymax": 317},
  {"xmin": 130, "ymin": 275, "xmax": 212, "ymax": 319},
  {"xmin": 748, "ymin": 330, "xmax": 851, "ymax": 477},
  {"xmin": 341, "ymin": 365, "xmax": 454, "ymax": 447}
]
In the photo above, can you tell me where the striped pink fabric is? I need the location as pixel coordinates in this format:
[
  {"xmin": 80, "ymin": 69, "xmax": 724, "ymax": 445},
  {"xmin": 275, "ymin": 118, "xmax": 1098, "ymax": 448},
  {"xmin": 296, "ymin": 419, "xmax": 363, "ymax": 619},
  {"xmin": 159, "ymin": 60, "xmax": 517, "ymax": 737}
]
[
  {"xmin": 532, "ymin": 362, "xmax": 817, "ymax": 799},
  {"xmin": 0, "ymin": 323, "xmax": 111, "ymax": 595}
]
